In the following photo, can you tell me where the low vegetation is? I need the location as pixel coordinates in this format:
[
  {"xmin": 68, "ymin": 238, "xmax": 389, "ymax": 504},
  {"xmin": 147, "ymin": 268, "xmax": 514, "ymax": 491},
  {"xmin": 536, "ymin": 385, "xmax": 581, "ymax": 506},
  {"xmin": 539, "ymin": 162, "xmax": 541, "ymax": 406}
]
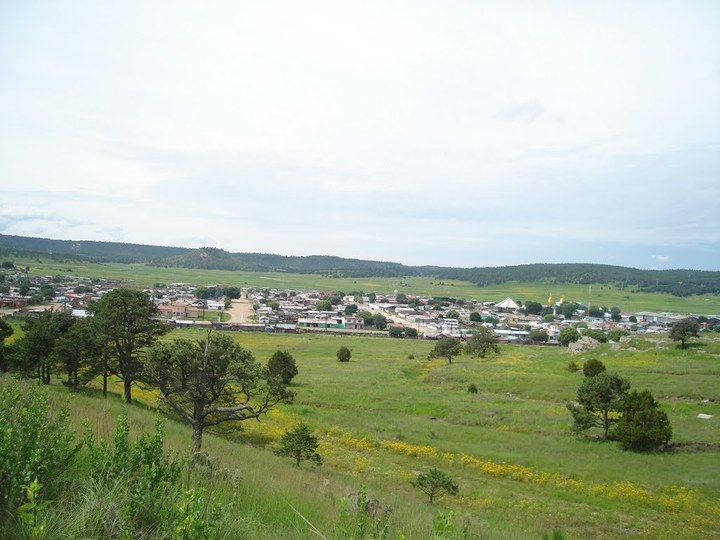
[{"xmin": 1, "ymin": 325, "xmax": 718, "ymax": 538}]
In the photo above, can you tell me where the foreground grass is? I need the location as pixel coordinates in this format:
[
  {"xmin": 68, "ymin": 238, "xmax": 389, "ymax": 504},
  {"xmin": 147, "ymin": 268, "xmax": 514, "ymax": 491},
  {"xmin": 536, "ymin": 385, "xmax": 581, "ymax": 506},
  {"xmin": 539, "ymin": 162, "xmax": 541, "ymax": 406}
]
[
  {"xmin": 15, "ymin": 256, "xmax": 720, "ymax": 314},
  {"xmin": 32, "ymin": 330, "xmax": 719, "ymax": 538}
]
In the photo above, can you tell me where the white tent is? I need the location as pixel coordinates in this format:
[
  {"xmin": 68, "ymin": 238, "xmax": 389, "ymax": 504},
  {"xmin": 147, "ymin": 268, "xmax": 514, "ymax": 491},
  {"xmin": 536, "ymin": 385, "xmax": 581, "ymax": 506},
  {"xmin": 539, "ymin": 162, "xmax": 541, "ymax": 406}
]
[{"xmin": 494, "ymin": 297, "xmax": 519, "ymax": 310}]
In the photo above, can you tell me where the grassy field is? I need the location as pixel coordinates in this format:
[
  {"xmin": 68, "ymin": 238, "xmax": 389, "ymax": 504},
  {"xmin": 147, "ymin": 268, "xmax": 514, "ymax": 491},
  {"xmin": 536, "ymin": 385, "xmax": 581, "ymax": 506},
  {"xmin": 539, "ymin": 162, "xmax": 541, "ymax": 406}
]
[
  {"xmin": 14, "ymin": 257, "xmax": 720, "ymax": 314},
  {"xmin": 38, "ymin": 328, "xmax": 720, "ymax": 539}
]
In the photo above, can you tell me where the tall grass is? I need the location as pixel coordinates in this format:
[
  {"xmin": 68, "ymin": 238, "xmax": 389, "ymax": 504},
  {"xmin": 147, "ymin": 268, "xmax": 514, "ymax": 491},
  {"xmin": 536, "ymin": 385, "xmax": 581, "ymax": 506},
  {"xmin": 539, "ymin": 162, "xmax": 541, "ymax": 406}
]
[{"xmin": 4, "ymin": 330, "xmax": 719, "ymax": 538}]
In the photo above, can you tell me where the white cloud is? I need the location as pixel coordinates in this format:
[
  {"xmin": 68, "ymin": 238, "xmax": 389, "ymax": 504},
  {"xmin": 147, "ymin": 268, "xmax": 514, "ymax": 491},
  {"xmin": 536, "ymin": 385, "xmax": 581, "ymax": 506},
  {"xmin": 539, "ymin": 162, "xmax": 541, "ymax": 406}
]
[{"xmin": 1, "ymin": 1, "xmax": 719, "ymax": 269}]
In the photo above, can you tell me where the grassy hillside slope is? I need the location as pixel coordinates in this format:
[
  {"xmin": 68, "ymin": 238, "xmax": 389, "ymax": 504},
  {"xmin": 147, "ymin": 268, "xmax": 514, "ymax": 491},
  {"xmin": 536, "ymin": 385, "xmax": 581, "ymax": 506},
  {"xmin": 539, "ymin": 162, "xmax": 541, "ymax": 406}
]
[{"xmin": 40, "ymin": 330, "xmax": 720, "ymax": 539}]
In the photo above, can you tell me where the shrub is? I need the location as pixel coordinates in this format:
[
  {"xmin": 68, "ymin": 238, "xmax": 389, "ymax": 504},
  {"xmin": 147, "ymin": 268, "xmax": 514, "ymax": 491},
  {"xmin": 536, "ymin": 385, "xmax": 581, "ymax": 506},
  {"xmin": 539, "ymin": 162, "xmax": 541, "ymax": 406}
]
[
  {"xmin": 467, "ymin": 383, "xmax": 478, "ymax": 394},
  {"xmin": 567, "ymin": 361, "xmax": 579, "ymax": 373},
  {"xmin": 558, "ymin": 327, "xmax": 580, "ymax": 346},
  {"xmin": 582, "ymin": 358, "xmax": 606, "ymax": 378},
  {"xmin": 0, "ymin": 380, "xmax": 79, "ymax": 523},
  {"xmin": 403, "ymin": 327, "xmax": 418, "ymax": 339},
  {"xmin": 273, "ymin": 423, "xmax": 322, "ymax": 467},
  {"xmin": 607, "ymin": 329, "xmax": 629, "ymax": 342},
  {"xmin": 336, "ymin": 486, "xmax": 392, "ymax": 540},
  {"xmin": 411, "ymin": 468, "xmax": 459, "ymax": 504},
  {"xmin": 582, "ymin": 329, "xmax": 608, "ymax": 343},
  {"xmin": 337, "ymin": 346, "xmax": 352, "ymax": 362},
  {"xmin": 614, "ymin": 390, "xmax": 672, "ymax": 452},
  {"xmin": 528, "ymin": 329, "xmax": 549, "ymax": 343},
  {"xmin": 83, "ymin": 407, "xmax": 184, "ymax": 533},
  {"xmin": 267, "ymin": 350, "xmax": 298, "ymax": 385},
  {"xmin": 567, "ymin": 372, "xmax": 630, "ymax": 439},
  {"xmin": 388, "ymin": 326, "xmax": 405, "ymax": 338}
]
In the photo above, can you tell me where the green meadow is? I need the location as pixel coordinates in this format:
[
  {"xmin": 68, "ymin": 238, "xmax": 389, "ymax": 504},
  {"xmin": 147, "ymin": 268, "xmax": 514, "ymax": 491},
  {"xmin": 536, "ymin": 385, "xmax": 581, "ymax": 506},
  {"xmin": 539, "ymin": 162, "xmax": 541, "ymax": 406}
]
[
  {"xmin": 16, "ymin": 257, "xmax": 720, "ymax": 314},
  {"xmin": 5, "ymin": 257, "xmax": 720, "ymax": 536},
  {"xmin": 36, "ymin": 329, "xmax": 720, "ymax": 539}
]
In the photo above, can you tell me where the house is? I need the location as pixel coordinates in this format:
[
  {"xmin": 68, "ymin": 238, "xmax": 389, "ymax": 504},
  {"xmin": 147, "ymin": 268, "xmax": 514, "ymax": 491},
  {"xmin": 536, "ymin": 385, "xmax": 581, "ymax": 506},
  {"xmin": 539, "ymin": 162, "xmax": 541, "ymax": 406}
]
[{"xmin": 158, "ymin": 302, "xmax": 199, "ymax": 319}]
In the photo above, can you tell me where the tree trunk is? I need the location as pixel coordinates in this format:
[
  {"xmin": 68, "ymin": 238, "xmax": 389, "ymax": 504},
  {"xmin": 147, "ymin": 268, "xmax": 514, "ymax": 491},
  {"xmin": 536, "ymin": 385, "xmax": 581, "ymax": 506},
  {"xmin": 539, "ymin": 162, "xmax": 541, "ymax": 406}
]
[
  {"xmin": 123, "ymin": 377, "xmax": 132, "ymax": 403},
  {"xmin": 192, "ymin": 402, "xmax": 204, "ymax": 453},
  {"xmin": 102, "ymin": 369, "xmax": 108, "ymax": 399}
]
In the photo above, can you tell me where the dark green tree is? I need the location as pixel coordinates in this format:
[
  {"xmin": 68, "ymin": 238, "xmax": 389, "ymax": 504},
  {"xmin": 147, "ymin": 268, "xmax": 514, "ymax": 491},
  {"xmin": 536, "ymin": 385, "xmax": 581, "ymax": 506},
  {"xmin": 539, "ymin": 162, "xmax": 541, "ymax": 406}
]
[
  {"xmin": 464, "ymin": 326, "xmax": 500, "ymax": 358},
  {"xmin": 469, "ymin": 312, "xmax": 482, "ymax": 322},
  {"xmin": 273, "ymin": 422, "xmax": 322, "ymax": 467},
  {"xmin": 445, "ymin": 310, "xmax": 460, "ymax": 320},
  {"xmin": 411, "ymin": 468, "xmax": 459, "ymax": 504},
  {"xmin": 51, "ymin": 317, "xmax": 103, "ymax": 391},
  {"xmin": 669, "ymin": 318, "xmax": 700, "ymax": 349},
  {"xmin": 608, "ymin": 328, "xmax": 629, "ymax": 342},
  {"xmin": 403, "ymin": 327, "xmax": 418, "ymax": 338},
  {"xmin": 610, "ymin": 307, "xmax": 622, "ymax": 323},
  {"xmin": 429, "ymin": 337, "xmax": 463, "ymax": 364},
  {"xmin": 613, "ymin": 390, "xmax": 672, "ymax": 452},
  {"xmin": 344, "ymin": 304, "xmax": 359, "ymax": 315},
  {"xmin": 561, "ymin": 302, "xmax": 580, "ymax": 320},
  {"xmin": 528, "ymin": 328, "xmax": 549, "ymax": 343},
  {"xmin": 336, "ymin": 346, "xmax": 352, "ymax": 362},
  {"xmin": 89, "ymin": 288, "xmax": 168, "ymax": 403},
  {"xmin": 388, "ymin": 326, "xmax": 405, "ymax": 338},
  {"xmin": 0, "ymin": 318, "xmax": 13, "ymax": 371},
  {"xmin": 567, "ymin": 372, "xmax": 630, "ymax": 439},
  {"xmin": 224, "ymin": 286, "xmax": 241, "ymax": 299},
  {"xmin": 14, "ymin": 310, "xmax": 74, "ymax": 383},
  {"xmin": 523, "ymin": 301, "xmax": 543, "ymax": 315},
  {"xmin": 144, "ymin": 332, "xmax": 293, "ymax": 452},
  {"xmin": 372, "ymin": 313, "xmax": 388, "ymax": 330},
  {"xmin": 582, "ymin": 329, "xmax": 608, "ymax": 342},
  {"xmin": 316, "ymin": 300, "xmax": 334, "ymax": 311},
  {"xmin": 558, "ymin": 326, "xmax": 580, "ymax": 346},
  {"xmin": 582, "ymin": 358, "xmax": 606, "ymax": 378},
  {"xmin": 357, "ymin": 310, "xmax": 374, "ymax": 327},
  {"xmin": 267, "ymin": 350, "xmax": 298, "ymax": 385}
]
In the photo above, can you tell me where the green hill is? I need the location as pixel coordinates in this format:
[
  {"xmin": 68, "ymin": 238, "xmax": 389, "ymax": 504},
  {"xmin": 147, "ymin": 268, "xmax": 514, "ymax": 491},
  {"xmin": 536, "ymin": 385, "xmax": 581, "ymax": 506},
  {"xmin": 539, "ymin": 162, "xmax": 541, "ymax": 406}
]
[{"xmin": 2, "ymin": 233, "xmax": 719, "ymax": 296}]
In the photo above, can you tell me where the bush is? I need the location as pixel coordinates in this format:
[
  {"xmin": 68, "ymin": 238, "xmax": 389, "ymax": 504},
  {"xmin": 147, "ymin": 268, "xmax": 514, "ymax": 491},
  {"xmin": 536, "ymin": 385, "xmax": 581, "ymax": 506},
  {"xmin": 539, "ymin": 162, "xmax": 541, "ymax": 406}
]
[
  {"xmin": 337, "ymin": 346, "xmax": 352, "ymax": 362},
  {"xmin": 582, "ymin": 329, "xmax": 608, "ymax": 343},
  {"xmin": 582, "ymin": 358, "xmax": 606, "ymax": 378},
  {"xmin": 528, "ymin": 329, "xmax": 549, "ymax": 343},
  {"xmin": 388, "ymin": 326, "xmax": 404, "ymax": 338},
  {"xmin": 467, "ymin": 383, "xmax": 478, "ymax": 394},
  {"xmin": 273, "ymin": 423, "xmax": 322, "ymax": 467},
  {"xmin": 608, "ymin": 329, "xmax": 629, "ymax": 342},
  {"xmin": 0, "ymin": 380, "xmax": 79, "ymax": 524},
  {"xmin": 614, "ymin": 390, "xmax": 672, "ymax": 452},
  {"xmin": 558, "ymin": 327, "xmax": 580, "ymax": 346},
  {"xmin": 411, "ymin": 468, "xmax": 459, "ymax": 504},
  {"xmin": 567, "ymin": 361, "xmax": 579, "ymax": 373},
  {"xmin": 267, "ymin": 350, "xmax": 298, "ymax": 385}
]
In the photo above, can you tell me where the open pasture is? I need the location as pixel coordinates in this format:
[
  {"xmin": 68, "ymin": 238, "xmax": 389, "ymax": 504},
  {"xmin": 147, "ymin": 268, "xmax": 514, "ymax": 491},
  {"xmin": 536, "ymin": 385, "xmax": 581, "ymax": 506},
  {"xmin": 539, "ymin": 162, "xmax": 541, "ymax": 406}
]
[{"xmin": 68, "ymin": 328, "xmax": 720, "ymax": 538}]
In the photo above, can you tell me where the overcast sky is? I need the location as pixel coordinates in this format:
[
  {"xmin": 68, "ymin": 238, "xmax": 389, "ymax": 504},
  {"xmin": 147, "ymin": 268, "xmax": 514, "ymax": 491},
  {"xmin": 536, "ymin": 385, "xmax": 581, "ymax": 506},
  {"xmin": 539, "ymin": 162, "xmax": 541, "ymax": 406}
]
[{"xmin": 1, "ymin": 1, "xmax": 718, "ymax": 270}]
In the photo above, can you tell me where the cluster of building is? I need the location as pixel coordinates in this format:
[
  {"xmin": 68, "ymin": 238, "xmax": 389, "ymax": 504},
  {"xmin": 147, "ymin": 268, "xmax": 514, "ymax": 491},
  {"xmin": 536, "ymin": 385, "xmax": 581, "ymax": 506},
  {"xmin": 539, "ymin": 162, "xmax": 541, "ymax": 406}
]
[{"xmin": 1, "ymin": 270, "xmax": 717, "ymax": 342}]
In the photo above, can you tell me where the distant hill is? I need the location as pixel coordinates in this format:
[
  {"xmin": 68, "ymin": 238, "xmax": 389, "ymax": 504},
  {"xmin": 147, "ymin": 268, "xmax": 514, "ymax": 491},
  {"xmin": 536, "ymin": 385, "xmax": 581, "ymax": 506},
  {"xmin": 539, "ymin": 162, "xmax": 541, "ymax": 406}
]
[
  {"xmin": 1, "ymin": 233, "xmax": 718, "ymax": 296},
  {"xmin": 0, "ymin": 233, "xmax": 190, "ymax": 263}
]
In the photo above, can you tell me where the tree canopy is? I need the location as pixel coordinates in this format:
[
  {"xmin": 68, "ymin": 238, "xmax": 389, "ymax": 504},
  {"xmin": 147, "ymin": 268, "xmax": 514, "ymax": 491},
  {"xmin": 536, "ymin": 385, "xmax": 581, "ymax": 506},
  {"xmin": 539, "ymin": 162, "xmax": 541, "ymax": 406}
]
[
  {"xmin": 669, "ymin": 318, "xmax": 700, "ymax": 349},
  {"xmin": 89, "ymin": 288, "xmax": 168, "ymax": 403},
  {"xmin": 144, "ymin": 332, "xmax": 293, "ymax": 452},
  {"xmin": 429, "ymin": 337, "xmax": 463, "ymax": 364},
  {"xmin": 273, "ymin": 422, "xmax": 322, "ymax": 467},
  {"xmin": 567, "ymin": 372, "xmax": 630, "ymax": 439},
  {"xmin": 464, "ymin": 326, "xmax": 500, "ymax": 358},
  {"xmin": 614, "ymin": 390, "xmax": 672, "ymax": 451}
]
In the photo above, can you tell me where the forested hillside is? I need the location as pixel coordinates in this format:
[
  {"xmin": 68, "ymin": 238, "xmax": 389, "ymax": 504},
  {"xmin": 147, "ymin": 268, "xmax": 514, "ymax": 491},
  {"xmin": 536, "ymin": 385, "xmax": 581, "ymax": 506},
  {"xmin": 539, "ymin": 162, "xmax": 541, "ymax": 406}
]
[{"xmin": 1, "ymin": 234, "xmax": 718, "ymax": 296}]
